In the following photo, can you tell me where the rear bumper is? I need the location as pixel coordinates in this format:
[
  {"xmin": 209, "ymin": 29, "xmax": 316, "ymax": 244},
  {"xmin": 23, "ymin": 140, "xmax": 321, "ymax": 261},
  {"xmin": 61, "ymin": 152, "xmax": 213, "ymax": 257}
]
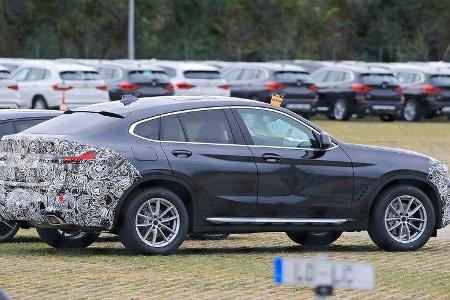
[
  {"xmin": 427, "ymin": 102, "xmax": 450, "ymax": 115},
  {"xmin": 282, "ymin": 99, "xmax": 317, "ymax": 113},
  {"xmin": 0, "ymin": 102, "xmax": 20, "ymax": 109},
  {"xmin": 357, "ymin": 101, "xmax": 403, "ymax": 116}
]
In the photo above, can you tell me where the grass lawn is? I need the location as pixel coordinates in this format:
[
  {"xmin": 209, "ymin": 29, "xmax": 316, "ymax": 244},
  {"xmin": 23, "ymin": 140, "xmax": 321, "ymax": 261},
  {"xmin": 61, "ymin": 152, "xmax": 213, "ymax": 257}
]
[{"xmin": 0, "ymin": 119, "xmax": 449, "ymax": 299}]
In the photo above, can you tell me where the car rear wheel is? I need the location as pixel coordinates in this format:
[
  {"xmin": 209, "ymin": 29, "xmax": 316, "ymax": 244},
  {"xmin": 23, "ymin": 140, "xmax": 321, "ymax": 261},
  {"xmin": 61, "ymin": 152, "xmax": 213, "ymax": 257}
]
[
  {"xmin": 189, "ymin": 233, "xmax": 230, "ymax": 240},
  {"xmin": 332, "ymin": 99, "xmax": 351, "ymax": 121},
  {"xmin": 403, "ymin": 99, "xmax": 422, "ymax": 121},
  {"xmin": 0, "ymin": 219, "xmax": 20, "ymax": 243},
  {"xmin": 36, "ymin": 228, "xmax": 100, "ymax": 248},
  {"xmin": 119, "ymin": 188, "xmax": 188, "ymax": 255},
  {"xmin": 368, "ymin": 185, "xmax": 435, "ymax": 251},
  {"xmin": 286, "ymin": 231, "xmax": 342, "ymax": 248},
  {"xmin": 380, "ymin": 114, "xmax": 396, "ymax": 122},
  {"xmin": 32, "ymin": 96, "xmax": 48, "ymax": 109}
]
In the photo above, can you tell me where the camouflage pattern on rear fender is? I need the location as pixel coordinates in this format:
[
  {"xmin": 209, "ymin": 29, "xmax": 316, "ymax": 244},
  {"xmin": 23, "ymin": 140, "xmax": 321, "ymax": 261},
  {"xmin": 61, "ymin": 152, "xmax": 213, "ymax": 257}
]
[{"xmin": 0, "ymin": 134, "xmax": 141, "ymax": 230}]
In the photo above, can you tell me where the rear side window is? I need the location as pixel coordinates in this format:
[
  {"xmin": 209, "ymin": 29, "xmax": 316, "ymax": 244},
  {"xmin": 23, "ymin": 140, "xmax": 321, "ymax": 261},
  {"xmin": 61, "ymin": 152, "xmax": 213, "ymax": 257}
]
[
  {"xmin": 361, "ymin": 73, "xmax": 398, "ymax": 85},
  {"xmin": 60, "ymin": 71, "xmax": 100, "ymax": 80},
  {"xmin": 161, "ymin": 115, "xmax": 186, "ymax": 142},
  {"xmin": 274, "ymin": 71, "xmax": 310, "ymax": 82},
  {"xmin": 128, "ymin": 70, "xmax": 169, "ymax": 81},
  {"xmin": 397, "ymin": 72, "xmax": 422, "ymax": 84},
  {"xmin": 133, "ymin": 118, "xmax": 159, "ymax": 140},
  {"xmin": 430, "ymin": 75, "xmax": 450, "ymax": 86},
  {"xmin": 183, "ymin": 71, "xmax": 221, "ymax": 80},
  {"xmin": 178, "ymin": 109, "xmax": 234, "ymax": 144},
  {"xmin": 0, "ymin": 121, "xmax": 16, "ymax": 138},
  {"xmin": 98, "ymin": 68, "xmax": 121, "ymax": 80},
  {"xmin": 0, "ymin": 70, "xmax": 10, "ymax": 79},
  {"xmin": 13, "ymin": 118, "xmax": 48, "ymax": 132}
]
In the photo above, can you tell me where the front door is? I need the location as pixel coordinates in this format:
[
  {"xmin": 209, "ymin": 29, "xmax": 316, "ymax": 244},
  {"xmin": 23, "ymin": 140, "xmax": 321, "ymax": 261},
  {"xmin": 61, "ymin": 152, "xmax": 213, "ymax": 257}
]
[
  {"xmin": 232, "ymin": 107, "xmax": 353, "ymax": 220},
  {"xmin": 159, "ymin": 107, "xmax": 258, "ymax": 226}
]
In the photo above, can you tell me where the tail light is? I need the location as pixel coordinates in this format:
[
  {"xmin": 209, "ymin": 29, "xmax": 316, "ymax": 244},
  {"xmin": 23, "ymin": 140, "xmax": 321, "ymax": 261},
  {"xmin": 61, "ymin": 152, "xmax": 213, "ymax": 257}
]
[
  {"xmin": 52, "ymin": 84, "xmax": 73, "ymax": 91},
  {"xmin": 7, "ymin": 84, "xmax": 19, "ymax": 91},
  {"xmin": 308, "ymin": 84, "xmax": 318, "ymax": 93},
  {"xmin": 119, "ymin": 81, "xmax": 141, "ymax": 92},
  {"xmin": 218, "ymin": 83, "xmax": 230, "ymax": 90},
  {"xmin": 96, "ymin": 85, "xmax": 108, "ymax": 91},
  {"xmin": 265, "ymin": 81, "xmax": 287, "ymax": 92},
  {"xmin": 394, "ymin": 86, "xmax": 403, "ymax": 94},
  {"xmin": 164, "ymin": 83, "xmax": 174, "ymax": 92},
  {"xmin": 175, "ymin": 82, "xmax": 195, "ymax": 89},
  {"xmin": 62, "ymin": 151, "xmax": 96, "ymax": 164},
  {"xmin": 352, "ymin": 83, "xmax": 373, "ymax": 93},
  {"xmin": 421, "ymin": 84, "xmax": 442, "ymax": 94}
]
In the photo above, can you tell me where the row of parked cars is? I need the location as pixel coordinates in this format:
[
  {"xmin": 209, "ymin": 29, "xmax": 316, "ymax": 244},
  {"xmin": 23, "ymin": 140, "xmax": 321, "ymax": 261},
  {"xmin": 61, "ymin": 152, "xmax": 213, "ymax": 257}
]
[{"xmin": 0, "ymin": 58, "xmax": 450, "ymax": 121}]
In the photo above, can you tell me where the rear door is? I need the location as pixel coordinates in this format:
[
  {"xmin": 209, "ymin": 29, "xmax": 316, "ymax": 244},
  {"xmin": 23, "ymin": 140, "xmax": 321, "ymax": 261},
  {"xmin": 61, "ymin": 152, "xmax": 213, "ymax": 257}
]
[
  {"xmin": 60, "ymin": 70, "xmax": 109, "ymax": 105},
  {"xmin": 159, "ymin": 107, "xmax": 258, "ymax": 225}
]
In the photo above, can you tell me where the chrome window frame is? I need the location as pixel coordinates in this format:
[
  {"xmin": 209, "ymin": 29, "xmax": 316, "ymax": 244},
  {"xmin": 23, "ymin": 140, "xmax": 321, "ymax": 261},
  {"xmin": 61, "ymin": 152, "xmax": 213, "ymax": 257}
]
[{"xmin": 129, "ymin": 106, "xmax": 337, "ymax": 151}]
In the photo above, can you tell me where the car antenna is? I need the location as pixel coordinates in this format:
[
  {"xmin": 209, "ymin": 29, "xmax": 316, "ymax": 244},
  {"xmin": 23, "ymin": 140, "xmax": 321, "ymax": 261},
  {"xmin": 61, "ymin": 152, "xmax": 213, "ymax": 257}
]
[{"xmin": 121, "ymin": 94, "xmax": 139, "ymax": 105}]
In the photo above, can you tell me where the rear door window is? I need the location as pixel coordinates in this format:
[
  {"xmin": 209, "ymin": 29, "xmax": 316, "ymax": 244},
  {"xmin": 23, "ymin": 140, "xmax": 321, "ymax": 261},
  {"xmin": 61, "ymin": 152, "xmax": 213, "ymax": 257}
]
[
  {"xmin": 361, "ymin": 73, "xmax": 398, "ymax": 85},
  {"xmin": 325, "ymin": 71, "xmax": 342, "ymax": 82},
  {"xmin": 98, "ymin": 68, "xmax": 121, "ymax": 80},
  {"xmin": 178, "ymin": 109, "xmax": 234, "ymax": 144},
  {"xmin": 128, "ymin": 70, "xmax": 169, "ymax": 81},
  {"xmin": 13, "ymin": 118, "xmax": 49, "ymax": 132},
  {"xmin": 311, "ymin": 70, "xmax": 328, "ymax": 82},
  {"xmin": 0, "ymin": 121, "xmax": 16, "ymax": 138},
  {"xmin": 161, "ymin": 115, "xmax": 186, "ymax": 142},
  {"xmin": 274, "ymin": 71, "xmax": 310, "ymax": 82},
  {"xmin": 183, "ymin": 71, "xmax": 221, "ymax": 80},
  {"xmin": 397, "ymin": 72, "xmax": 422, "ymax": 84},
  {"xmin": 0, "ymin": 70, "xmax": 10, "ymax": 79},
  {"xmin": 27, "ymin": 68, "xmax": 46, "ymax": 81},
  {"xmin": 133, "ymin": 118, "xmax": 159, "ymax": 140},
  {"xmin": 60, "ymin": 71, "xmax": 100, "ymax": 80},
  {"xmin": 430, "ymin": 75, "xmax": 450, "ymax": 86},
  {"xmin": 223, "ymin": 69, "xmax": 242, "ymax": 81}
]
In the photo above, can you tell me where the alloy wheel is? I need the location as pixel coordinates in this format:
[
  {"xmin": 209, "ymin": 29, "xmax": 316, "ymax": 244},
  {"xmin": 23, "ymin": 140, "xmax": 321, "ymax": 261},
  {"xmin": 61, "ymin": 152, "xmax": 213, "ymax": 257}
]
[
  {"xmin": 384, "ymin": 195, "xmax": 427, "ymax": 243},
  {"xmin": 135, "ymin": 198, "xmax": 180, "ymax": 248},
  {"xmin": 333, "ymin": 101, "xmax": 346, "ymax": 120},
  {"xmin": 403, "ymin": 101, "xmax": 417, "ymax": 121}
]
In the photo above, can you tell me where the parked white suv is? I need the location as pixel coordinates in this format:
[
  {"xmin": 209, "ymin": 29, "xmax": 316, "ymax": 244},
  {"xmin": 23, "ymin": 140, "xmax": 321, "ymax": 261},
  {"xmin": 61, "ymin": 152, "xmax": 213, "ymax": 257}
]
[
  {"xmin": 0, "ymin": 65, "xmax": 21, "ymax": 108},
  {"xmin": 150, "ymin": 61, "xmax": 230, "ymax": 96},
  {"xmin": 11, "ymin": 62, "xmax": 110, "ymax": 109}
]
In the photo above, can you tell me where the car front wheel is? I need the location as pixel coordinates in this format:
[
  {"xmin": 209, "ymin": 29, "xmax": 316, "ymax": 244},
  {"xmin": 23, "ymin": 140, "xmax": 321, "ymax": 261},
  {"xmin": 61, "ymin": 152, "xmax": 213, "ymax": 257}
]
[
  {"xmin": 36, "ymin": 228, "xmax": 100, "ymax": 248},
  {"xmin": 368, "ymin": 185, "xmax": 435, "ymax": 251},
  {"xmin": 332, "ymin": 99, "xmax": 351, "ymax": 121},
  {"xmin": 0, "ymin": 219, "xmax": 20, "ymax": 243},
  {"xmin": 286, "ymin": 231, "xmax": 342, "ymax": 248},
  {"xmin": 119, "ymin": 188, "xmax": 188, "ymax": 255},
  {"xmin": 403, "ymin": 99, "xmax": 422, "ymax": 121}
]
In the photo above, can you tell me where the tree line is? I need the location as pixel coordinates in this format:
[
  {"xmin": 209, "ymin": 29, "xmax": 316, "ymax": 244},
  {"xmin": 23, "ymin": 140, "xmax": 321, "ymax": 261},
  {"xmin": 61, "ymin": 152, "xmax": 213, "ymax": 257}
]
[{"xmin": 1, "ymin": 0, "xmax": 450, "ymax": 62}]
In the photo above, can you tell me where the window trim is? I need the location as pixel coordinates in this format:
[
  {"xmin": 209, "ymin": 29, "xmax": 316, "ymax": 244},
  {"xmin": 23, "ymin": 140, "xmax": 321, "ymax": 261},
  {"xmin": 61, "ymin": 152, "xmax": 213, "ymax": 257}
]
[{"xmin": 128, "ymin": 106, "xmax": 337, "ymax": 151}]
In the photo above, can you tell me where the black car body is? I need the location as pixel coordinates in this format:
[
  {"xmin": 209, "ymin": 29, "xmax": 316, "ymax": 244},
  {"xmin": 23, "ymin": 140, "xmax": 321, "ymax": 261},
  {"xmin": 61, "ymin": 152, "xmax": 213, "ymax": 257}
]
[
  {"xmin": 0, "ymin": 96, "xmax": 448, "ymax": 254},
  {"xmin": 222, "ymin": 63, "xmax": 318, "ymax": 117},
  {"xmin": 0, "ymin": 109, "xmax": 62, "ymax": 242},
  {"xmin": 312, "ymin": 65, "xmax": 404, "ymax": 121},
  {"xmin": 91, "ymin": 62, "xmax": 174, "ymax": 100},
  {"xmin": 391, "ymin": 65, "xmax": 450, "ymax": 121}
]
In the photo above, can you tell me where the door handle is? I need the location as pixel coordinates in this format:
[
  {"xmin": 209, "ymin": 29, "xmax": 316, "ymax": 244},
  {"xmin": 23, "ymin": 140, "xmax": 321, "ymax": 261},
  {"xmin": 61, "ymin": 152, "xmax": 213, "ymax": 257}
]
[
  {"xmin": 262, "ymin": 153, "xmax": 282, "ymax": 162},
  {"xmin": 171, "ymin": 150, "xmax": 192, "ymax": 158}
]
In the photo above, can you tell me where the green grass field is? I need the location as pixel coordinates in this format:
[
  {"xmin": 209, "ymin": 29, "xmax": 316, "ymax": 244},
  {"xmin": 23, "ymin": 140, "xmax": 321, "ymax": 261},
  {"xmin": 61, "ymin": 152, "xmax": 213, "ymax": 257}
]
[{"xmin": 0, "ymin": 120, "xmax": 449, "ymax": 299}]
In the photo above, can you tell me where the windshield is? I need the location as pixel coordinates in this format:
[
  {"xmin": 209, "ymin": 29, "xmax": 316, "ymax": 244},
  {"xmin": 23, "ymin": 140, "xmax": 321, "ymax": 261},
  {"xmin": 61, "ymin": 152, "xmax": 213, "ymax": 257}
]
[
  {"xmin": 361, "ymin": 73, "xmax": 398, "ymax": 85},
  {"xmin": 60, "ymin": 71, "xmax": 101, "ymax": 80},
  {"xmin": 274, "ymin": 71, "xmax": 310, "ymax": 82}
]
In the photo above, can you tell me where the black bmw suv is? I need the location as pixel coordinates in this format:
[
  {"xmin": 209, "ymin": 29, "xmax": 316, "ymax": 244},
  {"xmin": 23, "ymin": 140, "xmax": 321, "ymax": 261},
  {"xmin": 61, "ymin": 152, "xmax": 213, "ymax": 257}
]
[
  {"xmin": 222, "ymin": 63, "xmax": 318, "ymax": 117},
  {"xmin": 311, "ymin": 65, "xmax": 404, "ymax": 121},
  {"xmin": 391, "ymin": 65, "xmax": 450, "ymax": 121},
  {"xmin": 0, "ymin": 96, "xmax": 448, "ymax": 254}
]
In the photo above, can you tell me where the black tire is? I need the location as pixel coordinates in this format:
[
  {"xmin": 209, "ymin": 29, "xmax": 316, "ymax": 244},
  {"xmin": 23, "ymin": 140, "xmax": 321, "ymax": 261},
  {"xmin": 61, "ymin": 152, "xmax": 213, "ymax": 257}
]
[
  {"xmin": 0, "ymin": 219, "xmax": 20, "ymax": 243},
  {"xmin": 119, "ymin": 187, "xmax": 188, "ymax": 255},
  {"xmin": 368, "ymin": 185, "xmax": 435, "ymax": 251},
  {"xmin": 332, "ymin": 99, "xmax": 352, "ymax": 121},
  {"xmin": 36, "ymin": 228, "xmax": 100, "ymax": 248},
  {"xmin": 447, "ymin": 115, "xmax": 450, "ymax": 121},
  {"xmin": 286, "ymin": 231, "xmax": 342, "ymax": 248},
  {"xmin": 189, "ymin": 233, "xmax": 230, "ymax": 240},
  {"xmin": 380, "ymin": 114, "xmax": 396, "ymax": 122},
  {"xmin": 32, "ymin": 96, "xmax": 48, "ymax": 109},
  {"xmin": 403, "ymin": 99, "xmax": 422, "ymax": 121}
]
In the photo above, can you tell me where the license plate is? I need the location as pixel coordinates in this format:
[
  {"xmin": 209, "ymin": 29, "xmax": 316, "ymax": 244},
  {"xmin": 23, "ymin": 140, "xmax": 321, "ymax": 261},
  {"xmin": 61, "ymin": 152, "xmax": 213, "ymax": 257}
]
[
  {"xmin": 274, "ymin": 256, "xmax": 375, "ymax": 290},
  {"xmin": 286, "ymin": 104, "xmax": 311, "ymax": 111},
  {"xmin": 371, "ymin": 105, "xmax": 396, "ymax": 111},
  {"xmin": 441, "ymin": 106, "xmax": 450, "ymax": 113}
]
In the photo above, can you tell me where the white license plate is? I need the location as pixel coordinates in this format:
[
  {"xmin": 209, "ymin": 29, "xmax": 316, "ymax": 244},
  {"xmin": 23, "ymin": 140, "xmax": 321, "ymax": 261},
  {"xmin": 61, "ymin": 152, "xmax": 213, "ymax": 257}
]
[
  {"xmin": 274, "ymin": 256, "xmax": 375, "ymax": 290},
  {"xmin": 372, "ymin": 105, "xmax": 396, "ymax": 110},
  {"xmin": 441, "ymin": 106, "xmax": 450, "ymax": 113},
  {"xmin": 286, "ymin": 104, "xmax": 311, "ymax": 111}
]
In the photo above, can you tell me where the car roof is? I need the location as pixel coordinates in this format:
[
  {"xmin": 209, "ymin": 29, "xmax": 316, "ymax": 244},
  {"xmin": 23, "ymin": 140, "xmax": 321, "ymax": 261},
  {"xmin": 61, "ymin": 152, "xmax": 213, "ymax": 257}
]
[
  {"xmin": 0, "ymin": 109, "xmax": 62, "ymax": 121},
  {"xmin": 315, "ymin": 63, "xmax": 394, "ymax": 74},
  {"xmin": 387, "ymin": 63, "xmax": 450, "ymax": 75},
  {"xmin": 152, "ymin": 61, "xmax": 219, "ymax": 71},
  {"xmin": 225, "ymin": 62, "xmax": 308, "ymax": 72},
  {"xmin": 15, "ymin": 62, "xmax": 97, "ymax": 72}
]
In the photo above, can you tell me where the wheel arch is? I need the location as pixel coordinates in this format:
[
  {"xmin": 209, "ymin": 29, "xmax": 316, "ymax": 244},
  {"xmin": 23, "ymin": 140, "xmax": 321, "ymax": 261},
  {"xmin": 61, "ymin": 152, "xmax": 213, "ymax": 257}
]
[
  {"xmin": 31, "ymin": 94, "xmax": 47, "ymax": 107},
  {"xmin": 113, "ymin": 175, "xmax": 197, "ymax": 232},
  {"xmin": 365, "ymin": 176, "xmax": 442, "ymax": 230}
]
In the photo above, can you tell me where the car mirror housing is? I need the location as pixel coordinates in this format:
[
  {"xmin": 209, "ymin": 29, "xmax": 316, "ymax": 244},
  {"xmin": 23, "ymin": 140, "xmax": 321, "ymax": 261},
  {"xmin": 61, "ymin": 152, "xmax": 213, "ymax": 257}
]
[{"xmin": 319, "ymin": 132, "xmax": 333, "ymax": 149}]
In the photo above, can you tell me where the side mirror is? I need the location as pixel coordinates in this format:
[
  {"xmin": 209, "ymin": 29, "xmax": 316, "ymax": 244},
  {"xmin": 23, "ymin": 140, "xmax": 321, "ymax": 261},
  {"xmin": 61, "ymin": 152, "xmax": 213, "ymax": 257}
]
[{"xmin": 319, "ymin": 132, "xmax": 333, "ymax": 149}]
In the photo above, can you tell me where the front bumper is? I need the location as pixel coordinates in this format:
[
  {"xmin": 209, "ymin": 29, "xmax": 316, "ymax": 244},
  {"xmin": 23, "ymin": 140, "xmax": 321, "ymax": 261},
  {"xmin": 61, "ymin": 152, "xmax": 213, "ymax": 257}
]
[{"xmin": 428, "ymin": 159, "xmax": 450, "ymax": 228}]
